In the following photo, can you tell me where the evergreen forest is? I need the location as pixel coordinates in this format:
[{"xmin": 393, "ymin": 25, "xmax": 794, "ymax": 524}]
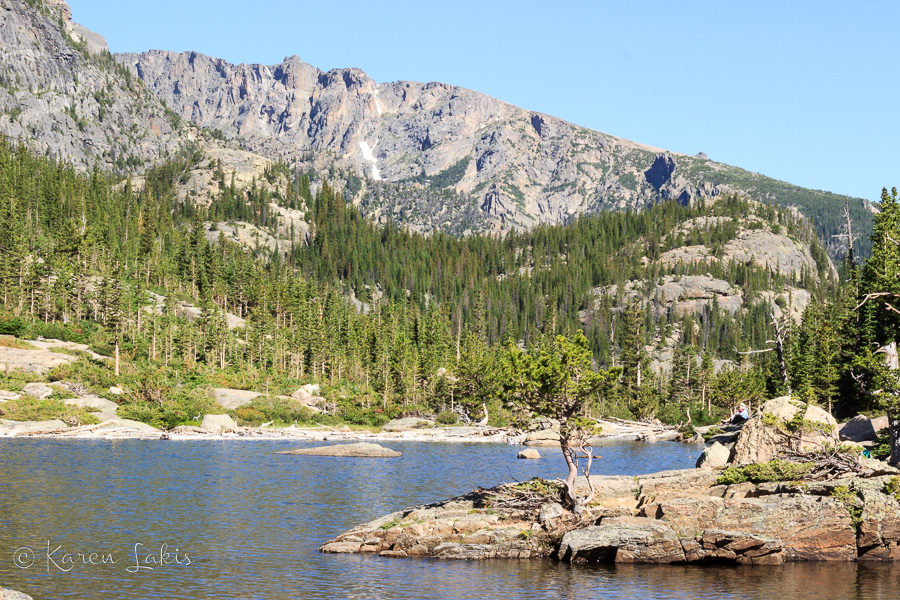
[{"xmin": 0, "ymin": 136, "xmax": 897, "ymax": 436}]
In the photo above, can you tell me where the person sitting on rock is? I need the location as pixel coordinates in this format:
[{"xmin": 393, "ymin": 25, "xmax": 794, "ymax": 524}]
[{"xmin": 728, "ymin": 403, "xmax": 750, "ymax": 424}]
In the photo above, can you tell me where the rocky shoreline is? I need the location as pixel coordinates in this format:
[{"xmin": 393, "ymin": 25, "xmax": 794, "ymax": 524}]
[
  {"xmin": 321, "ymin": 397, "xmax": 900, "ymax": 564},
  {"xmin": 0, "ymin": 414, "xmax": 683, "ymax": 444},
  {"xmin": 320, "ymin": 466, "xmax": 900, "ymax": 564}
]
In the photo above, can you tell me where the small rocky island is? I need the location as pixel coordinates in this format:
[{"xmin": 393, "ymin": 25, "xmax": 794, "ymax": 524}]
[
  {"xmin": 276, "ymin": 442, "xmax": 402, "ymax": 457},
  {"xmin": 322, "ymin": 398, "xmax": 900, "ymax": 564}
]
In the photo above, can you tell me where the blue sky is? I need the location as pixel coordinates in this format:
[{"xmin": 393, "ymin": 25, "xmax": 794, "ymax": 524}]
[{"xmin": 69, "ymin": 0, "xmax": 898, "ymax": 201}]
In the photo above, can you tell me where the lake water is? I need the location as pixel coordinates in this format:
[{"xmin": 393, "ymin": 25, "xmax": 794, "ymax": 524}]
[{"xmin": 0, "ymin": 438, "xmax": 897, "ymax": 599}]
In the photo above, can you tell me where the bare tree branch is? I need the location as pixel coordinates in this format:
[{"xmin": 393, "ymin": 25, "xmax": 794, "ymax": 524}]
[
  {"xmin": 854, "ymin": 292, "xmax": 900, "ymax": 311},
  {"xmin": 734, "ymin": 347, "xmax": 774, "ymax": 355}
]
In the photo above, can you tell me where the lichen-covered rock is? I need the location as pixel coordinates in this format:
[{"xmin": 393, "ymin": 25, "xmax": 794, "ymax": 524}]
[
  {"xmin": 682, "ymin": 530, "xmax": 784, "ymax": 565},
  {"xmin": 321, "ymin": 467, "xmax": 898, "ymax": 563},
  {"xmin": 856, "ymin": 478, "xmax": 900, "ymax": 560},
  {"xmin": 640, "ymin": 495, "xmax": 857, "ymax": 561}
]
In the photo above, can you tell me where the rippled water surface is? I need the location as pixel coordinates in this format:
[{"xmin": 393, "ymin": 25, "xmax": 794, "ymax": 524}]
[{"xmin": 0, "ymin": 438, "xmax": 896, "ymax": 599}]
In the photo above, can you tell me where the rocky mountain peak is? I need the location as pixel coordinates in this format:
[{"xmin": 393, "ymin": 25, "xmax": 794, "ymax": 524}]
[
  {"xmin": 0, "ymin": 1, "xmax": 871, "ymax": 253},
  {"xmin": 116, "ymin": 47, "xmax": 867, "ymax": 244},
  {"xmin": 0, "ymin": 0, "xmax": 186, "ymax": 171}
]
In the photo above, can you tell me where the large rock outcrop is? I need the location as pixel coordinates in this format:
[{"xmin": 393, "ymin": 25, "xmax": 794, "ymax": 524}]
[
  {"xmin": 320, "ymin": 467, "xmax": 900, "ymax": 563},
  {"xmin": 731, "ymin": 396, "xmax": 839, "ymax": 466},
  {"xmin": 0, "ymin": 345, "xmax": 78, "ymax": 374}
]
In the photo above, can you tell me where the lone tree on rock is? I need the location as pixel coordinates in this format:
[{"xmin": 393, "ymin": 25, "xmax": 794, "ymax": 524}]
[{"xmin": 503, "ymin": 333, "xmax": 619, "ymax": 514}]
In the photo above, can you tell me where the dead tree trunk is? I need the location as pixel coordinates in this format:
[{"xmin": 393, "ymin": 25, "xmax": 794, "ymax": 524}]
[{"xmin": 879, "ymin": 341, "xmax": 900, "ymax": 465}]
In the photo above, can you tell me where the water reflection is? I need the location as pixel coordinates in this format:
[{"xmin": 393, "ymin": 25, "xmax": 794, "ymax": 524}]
[{"xmin": 0, "ymin": 439, "xmax": 895, "ymax": 599}]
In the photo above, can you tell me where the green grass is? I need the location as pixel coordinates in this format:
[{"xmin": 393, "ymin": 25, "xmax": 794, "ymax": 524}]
[{"xmin": 0, "ymin": 336, "xmax": 39, "ymax": 350}]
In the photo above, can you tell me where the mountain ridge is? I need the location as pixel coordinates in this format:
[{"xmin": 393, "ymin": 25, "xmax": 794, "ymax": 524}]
[
  {"xmin": 115, "ymin": 47, "xmax": 873, "ymax": 255},
  {"xmin": 0, "ymin": 0, "xmax": 873, "ymax": 258}
]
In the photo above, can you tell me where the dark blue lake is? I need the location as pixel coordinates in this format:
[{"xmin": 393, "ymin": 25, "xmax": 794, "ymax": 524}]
[{"xmin": 0, "ymin": 438, "xmax": 896, "ymax": 599}]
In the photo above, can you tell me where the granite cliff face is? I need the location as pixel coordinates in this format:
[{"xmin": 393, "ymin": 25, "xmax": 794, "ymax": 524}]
[
  {"xmin": 0, "ymin": 1, "xmax": 871, "ymax": 248},
  {"xmin": 0, "ymin": 0, "xmax": 189, "ymax": 170},
  {"xmin": 116, "ymin": 49, "xmax": 867, "ymax": 238}
]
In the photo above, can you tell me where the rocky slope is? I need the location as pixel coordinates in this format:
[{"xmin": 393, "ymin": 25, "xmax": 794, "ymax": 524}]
[
  {"xmin": 115, "ymin": 49, "xmax": 871, "ymax": 242},
  {"xmin": 581, "ymin": 201, "xmax": 833, "ymax": 374},
  {"xmin": 0, "ymin": 0, "xmax": 189, "ymax": 170}
]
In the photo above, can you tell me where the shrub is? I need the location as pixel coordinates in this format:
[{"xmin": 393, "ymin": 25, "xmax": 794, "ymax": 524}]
[
  {"xmin": 230, "ymin": 395, "xmax": 318, "ymax": 426},
  {"xmin": 716, "ymin": 459, "xmax": 814, "ymax": 485},
  {"xmin": 0, "ymin": 395, "xmax": 100, "ymax": 425},
  {"xmin": 872, "ymin": 430, "xmax": 892, "ymax": 461},
  {"xmin": 0, "ymin": 317, "xmax": 26, "ymax": 336},
  {"xmin": 436, "ymin": 411, "xmax": 457, "ymax": 425},
  {"xmin": 884, "ymin": 476, "xmax": 900, "ymax": 502}
]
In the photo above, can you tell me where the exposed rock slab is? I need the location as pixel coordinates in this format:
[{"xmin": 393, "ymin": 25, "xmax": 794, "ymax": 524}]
[
  {"xmin": 0, "ymin": 588, "xmax": 34, "ymax": 600},
  {"xmin": 22, "ymin": 382, "xmax": 54, "ymax": 399},
  {"xmin": 0, "ymin": 419, "xmax": 68, "ymax": 434},
  {"xmin": 277, "ymin": 442, "xmax": 401, "ymax": 458},
  {"xmin": 0, "ymin": 346, "xmax": 77, "ymax": 374},
  {"xmin": 212, "ymin": 388, "xmax": 261, "ymax": 410},
  {"xmin": 64, "ymin": 395, "xmax": 118, "ymax": 417},
  {"xmin": 27, "ymin": 339, "xmax": 110, "ymax": 361},
  {"xmin": 382, "ymin": 417, "xmax": 433, "ymax": 432}
]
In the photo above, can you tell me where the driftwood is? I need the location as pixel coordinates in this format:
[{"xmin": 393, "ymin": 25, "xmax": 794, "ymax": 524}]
[
  {"xmin": 779, "ymin": 448, "xmax": 873, "ymax": 480},
  {"xmin": 596, "ymin": 416, "xmax": 680, "ymax": 439},
  {"xmin": 476, "ymin": 480, "xmax": 564, "ymax": 512}
]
